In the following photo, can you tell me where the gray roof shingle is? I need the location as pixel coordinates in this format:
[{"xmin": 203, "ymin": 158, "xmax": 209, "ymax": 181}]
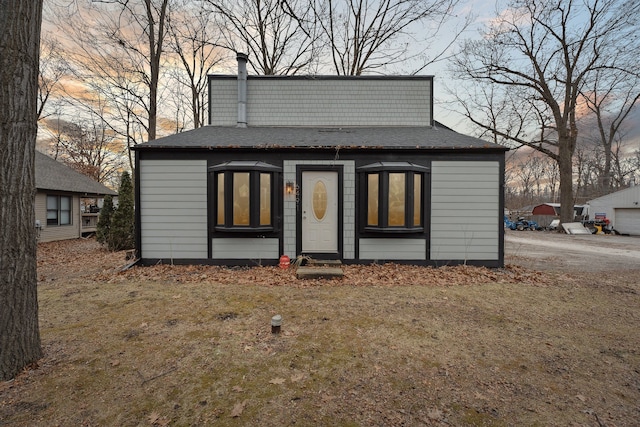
[
  {"xmin": 35, "ymin": 151, "xmax": 117, "ymax": 196},
  {"xmin": 133, "ymin": 125, "xmax": 506, "ymax": 151}
]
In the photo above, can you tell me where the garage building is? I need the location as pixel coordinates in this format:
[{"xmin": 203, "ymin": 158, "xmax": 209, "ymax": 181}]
[{"xmin": 588, "ymin": 186, "xmax": 640, "ymax": 235}]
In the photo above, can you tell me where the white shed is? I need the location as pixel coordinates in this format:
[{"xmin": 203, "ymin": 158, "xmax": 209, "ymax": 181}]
[{"xmin": 588, "ymin": 186, "xmax": 640, "ymax": 235}]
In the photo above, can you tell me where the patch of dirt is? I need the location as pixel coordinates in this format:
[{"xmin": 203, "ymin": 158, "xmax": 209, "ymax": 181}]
[
  {"xmin": 0, "ymin": 237, "xmax": 637, "ymax": 426},
  {"xmin": 505, "ymin": 229, "xmax": 640, "ymax": 272}
]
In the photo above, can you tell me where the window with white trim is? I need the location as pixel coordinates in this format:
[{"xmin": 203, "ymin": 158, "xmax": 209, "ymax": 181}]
[{"xmin": 47, "ymin": 195, "xmax": 72, "ymax": 226}]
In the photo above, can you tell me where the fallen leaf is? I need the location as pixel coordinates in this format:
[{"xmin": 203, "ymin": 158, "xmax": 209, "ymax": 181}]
[
  {"xmin": 290, "ymin": 373, "xmax": 305, "ymax": 382},
  {"xmin": 428, "ymin": 409, "xmax": 443, "ymax": 420},
  {"xmin": 230, "ymin": 400, "xmax": 246, "ymax": 417},
  {"xmin": 269, "ymin": 377, "xmax": 286, "ymax": 385},
  {"xmin": 321, "ymin": 394, "xmax": 335, "ymax": 402},
  {"xmin": 148, "ymin": 412, "xmax": 160, "ymax": 424}
]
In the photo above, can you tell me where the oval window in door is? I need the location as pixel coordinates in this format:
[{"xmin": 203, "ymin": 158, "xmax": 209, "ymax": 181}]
[{"xmin": 312, "ymin": 181, "xmax": 327, "ymax": 220}]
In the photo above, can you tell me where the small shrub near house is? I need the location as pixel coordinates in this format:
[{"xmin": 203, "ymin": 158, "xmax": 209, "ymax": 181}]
[
  {"xmin": 96, "ymin": 194, "xmax": 114, "ymax": 246},
  {"xmin": 97, "ymin": 171, "xmax": 134, "ymax": 251}
]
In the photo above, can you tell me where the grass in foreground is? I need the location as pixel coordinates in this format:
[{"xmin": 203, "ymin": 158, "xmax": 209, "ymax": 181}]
[{"xmin": 2, "ymin": 261, "xmax": 639, "ymax": 426}]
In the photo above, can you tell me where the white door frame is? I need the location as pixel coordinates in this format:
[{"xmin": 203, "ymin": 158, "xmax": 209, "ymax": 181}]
[{"xmin": 298, "ymin": 167, "xmax": 342, "ymax": 256}]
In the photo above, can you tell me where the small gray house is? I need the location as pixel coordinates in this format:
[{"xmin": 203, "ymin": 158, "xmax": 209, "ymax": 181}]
[
  {"xmin": 36, "ymin": 151, "xmax": 117, "ymax": 242},
  {"xmin": 133, "ymin": 54, "xmax": 507, "ymax": 267}
]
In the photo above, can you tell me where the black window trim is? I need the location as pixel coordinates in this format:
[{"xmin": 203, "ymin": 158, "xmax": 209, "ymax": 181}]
[
  {"xmin": 357, "ymin": 162, "xmax": 429, "ymax": 234},
  {"xmin": 208, "ymin": 161, "xmax": 281, "ymax": 233}
]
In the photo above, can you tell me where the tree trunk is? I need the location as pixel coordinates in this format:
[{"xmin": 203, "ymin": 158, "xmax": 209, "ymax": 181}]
[
  {"xmin": 558, "ymin": 137, "xmax": 575, "ymax": 225},
  {"xmin": 602, "ymin": 144, "xmax": 612, "ymax": 192},
  {"xmin": 0, "ymin": 0, "xmax": 44, "ymax": 381}
]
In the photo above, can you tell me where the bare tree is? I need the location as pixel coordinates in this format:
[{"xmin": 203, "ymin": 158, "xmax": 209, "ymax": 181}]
[
  {"xmin": 206, "ymin": 0, "xmax": 321, "ymax": 75},
  {"xmin": 574, "ymin": 144, "xmax": 600, "ymax": 201},
  {"xmin": 40, "ymin": 117, "xmax": 125, "ymax": 186},
  {"xmin": 306, "ymin": 0, "xmax": 467, "ymax": 75},
  {"xmin": 451, "ymin": 0, "xmax": 640, "ymax": 224},
  {"xmin": 37, "ymin": 35, "xmax": 69, "ymax": 121},
  {"xmin": 52, "ymin": 0, "xmax": 169, "ymax": 142},
  {"xmin": 542, "ymin": 157, "xmax": 560, "ymax": 202},
  {"xmin": 166, "ymin": 1, "xmax": 225, "ymax": 128},
  {"xmin": 579, "ymin": 66, "xmax": 640, "ymax": 192},
  {"xmin": 0, "ymin": 0, "xmax": 44, "ymax": 381},
  {"xmin": 610, "ymin": 133, "xmax": 639, "ymax": 188},
  {"xmin": 101, "ymin": 0, "xmax": 170, "ymax": 141}
]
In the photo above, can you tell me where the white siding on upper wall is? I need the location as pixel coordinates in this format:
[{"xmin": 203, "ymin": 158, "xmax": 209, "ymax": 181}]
[
  {"xmin": 209, "ymin": 78, "xmax": 432, "ymax": 127},
  {"xmin": 139, "ymin": 159, "xmax": 208, "ymax": 259},
  {"xmin": 430, "ymin": 161, "xmax": 500, "ymax": 261}
]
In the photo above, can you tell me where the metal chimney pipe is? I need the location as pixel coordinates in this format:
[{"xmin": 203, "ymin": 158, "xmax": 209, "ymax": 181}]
[{"xmin": 237, "ymin": 52, "xmax": 248, "ymax": 128}]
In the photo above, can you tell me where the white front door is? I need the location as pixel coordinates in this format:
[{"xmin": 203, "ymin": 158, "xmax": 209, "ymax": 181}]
[{"xmin": 301, "ymin": 171, "xmax": 339, "ymax": 253}]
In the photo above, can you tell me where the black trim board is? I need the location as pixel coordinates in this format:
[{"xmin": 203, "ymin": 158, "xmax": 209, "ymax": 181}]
[{"xmin": 135, "ymin": 149, "xmax": 506, "ymax": 267}]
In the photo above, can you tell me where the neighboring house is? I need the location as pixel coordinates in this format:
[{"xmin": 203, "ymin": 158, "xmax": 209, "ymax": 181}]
[
  {"xmin": 132, "ymin": 54, "xmax": 507, "ymax": 267},
  {"xmin": 35, "ymin": 151, "xmax": 117, "ymax": 242},
  {"xmin": 588, "ymin": 186, "xmax": 640, "ymax": 235}
]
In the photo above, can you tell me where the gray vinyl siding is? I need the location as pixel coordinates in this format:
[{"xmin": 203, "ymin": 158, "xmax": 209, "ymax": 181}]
[
  {"xmin": 211, "ymin": 238, "xmax": 279, "ymax": 259},
  {"xmin": 430, "ymin": 161, "xmax": 500, "ymax": 261},
  {"xmin": 139, "ymin": 159, "xmax": 208, "ymax": 259},
  {"xmin": 282, "ymin": 160, "xmax": 356, "ymax": 259},
  {"xmin": 210, "ymin": 78, "xmax": 431, "ymax": 127},
  {"xmin": 359, "ymin": 238, "xmax": 427, "ymax": 260},
  {"xmin": 36, "ymin": 192, "xmax": 82, "ymax": 242}
]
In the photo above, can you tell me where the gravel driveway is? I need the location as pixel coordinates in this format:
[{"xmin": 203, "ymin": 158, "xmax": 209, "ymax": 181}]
[{"xmin": 505, "ymin": 229, "xmax": 640, "ymax": 272}]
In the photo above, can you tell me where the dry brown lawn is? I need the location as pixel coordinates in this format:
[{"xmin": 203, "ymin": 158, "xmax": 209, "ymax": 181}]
[{"xmin": 1, "ymin": 238, "xmax": 639, "ymax": 426}]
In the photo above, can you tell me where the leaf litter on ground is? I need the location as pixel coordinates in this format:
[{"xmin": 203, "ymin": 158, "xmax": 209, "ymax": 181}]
[{"xmin": 10, "ymin": 237, "xmax": 637, "ymax": 427}]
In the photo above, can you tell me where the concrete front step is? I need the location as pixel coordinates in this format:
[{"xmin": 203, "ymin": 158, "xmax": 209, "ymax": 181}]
[
  {"xmin": 296, "ymin": 266, "xmax": 344, "ymax": 280},
  {"xmin": 308, "ymin": 259, "xmax": 342, "ymax": 267}
]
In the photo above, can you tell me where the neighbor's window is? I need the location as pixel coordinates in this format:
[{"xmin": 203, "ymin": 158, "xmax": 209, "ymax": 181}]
[
  {"xmin": 210, "ymin": 161, "xmax": 280, "ymax": 231},
  {"xmin": 47, "ymin": 195, "xmax": 72, "ymax": 226},
  {"xmin": 359, "ymin": 162, "xmax": 428, "ymax": 232}
]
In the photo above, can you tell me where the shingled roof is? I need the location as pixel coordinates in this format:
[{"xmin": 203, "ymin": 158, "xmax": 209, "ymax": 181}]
[
  {"xmin": 35, "ymin": 151, "xmax": 117, "ymax": 196},
  {"xmin": 133, "ymin": 125, "xmax": 506, "ymax": 152}
]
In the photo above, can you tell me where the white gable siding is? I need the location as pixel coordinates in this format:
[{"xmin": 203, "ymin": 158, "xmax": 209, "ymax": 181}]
[
  {"xmin": 430, "ymin": 161, "xmax": 500, "ymax": 261},
  {"xmin": 139, "ymin": 160, "xmax": 208, "ymax": 259},
  {"xmin": 209, "ymin": 78, "xmax": 431, "ymax": 127}
]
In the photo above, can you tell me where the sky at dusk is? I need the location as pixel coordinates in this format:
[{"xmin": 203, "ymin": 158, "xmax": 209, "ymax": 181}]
[{"xmin": 39, "ymin": 0, "xmax": 638, "ymax": 152}]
